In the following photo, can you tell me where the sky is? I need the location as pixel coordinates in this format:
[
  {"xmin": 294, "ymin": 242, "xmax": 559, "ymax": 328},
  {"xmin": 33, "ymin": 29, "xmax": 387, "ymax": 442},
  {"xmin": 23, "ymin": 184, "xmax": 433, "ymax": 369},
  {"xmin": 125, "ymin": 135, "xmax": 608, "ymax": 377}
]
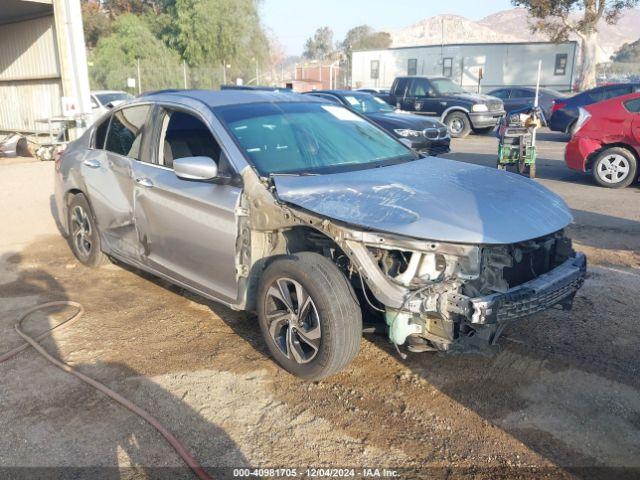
[{"xmin": 260, "ymin": 0, "xmax": 514, "ymax": 56}]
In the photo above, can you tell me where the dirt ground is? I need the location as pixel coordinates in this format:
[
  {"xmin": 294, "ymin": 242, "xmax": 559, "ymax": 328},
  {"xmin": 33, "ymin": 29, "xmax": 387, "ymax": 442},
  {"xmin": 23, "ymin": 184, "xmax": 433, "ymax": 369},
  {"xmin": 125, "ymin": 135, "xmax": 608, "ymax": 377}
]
[{"xmin": 1, "ymin": 132, "xmax": 640, "ymax": 479}]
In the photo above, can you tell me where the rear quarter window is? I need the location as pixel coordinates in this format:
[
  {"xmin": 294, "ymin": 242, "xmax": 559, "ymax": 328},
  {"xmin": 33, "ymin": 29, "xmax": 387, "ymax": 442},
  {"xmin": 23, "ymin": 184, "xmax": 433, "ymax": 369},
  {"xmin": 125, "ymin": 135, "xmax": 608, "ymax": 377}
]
[{"xmin": 624, "ymin": 97, "xmax": 640, "ymax": 113}]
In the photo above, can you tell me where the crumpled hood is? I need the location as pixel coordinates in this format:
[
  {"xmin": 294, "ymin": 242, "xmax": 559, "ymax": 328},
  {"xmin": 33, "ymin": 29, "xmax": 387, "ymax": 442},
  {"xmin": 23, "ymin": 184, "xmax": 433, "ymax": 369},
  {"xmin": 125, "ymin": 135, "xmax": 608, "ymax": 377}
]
[{"xmin": 273, "ymin": 157, "xmax": 572, "ymax": 245}]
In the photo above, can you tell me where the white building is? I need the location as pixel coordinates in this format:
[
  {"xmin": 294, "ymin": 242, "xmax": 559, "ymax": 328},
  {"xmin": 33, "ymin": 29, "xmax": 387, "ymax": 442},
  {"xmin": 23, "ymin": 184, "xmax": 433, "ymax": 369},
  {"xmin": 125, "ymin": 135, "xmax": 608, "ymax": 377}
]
[
  {"xmin": 0, "ymin": 0, "xmax": 92, "ymax": 136},
  {"xmin": 352, "ymin": 41, "xmax": 578, "ymax": 93}
]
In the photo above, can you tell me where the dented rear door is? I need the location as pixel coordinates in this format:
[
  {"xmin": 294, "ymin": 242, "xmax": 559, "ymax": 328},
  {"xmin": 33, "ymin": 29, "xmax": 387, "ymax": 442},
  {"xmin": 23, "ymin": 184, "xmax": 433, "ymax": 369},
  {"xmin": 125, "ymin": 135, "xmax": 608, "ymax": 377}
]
[{"xmin": 81, "ymin": 104, "xmax": 152, "ymax": 258}]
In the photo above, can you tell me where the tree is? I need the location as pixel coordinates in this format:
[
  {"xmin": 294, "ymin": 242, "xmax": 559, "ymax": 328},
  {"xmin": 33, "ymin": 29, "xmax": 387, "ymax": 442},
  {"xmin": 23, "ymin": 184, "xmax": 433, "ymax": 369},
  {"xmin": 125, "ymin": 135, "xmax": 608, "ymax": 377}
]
[
  {"xmin": 89, "ymin": 14, "xmax": 183, "ymax": 91},
  {"xmin": 612, "ymin": 37, "xmax": 640, "ymax": 63},
  {"xmin": 303, "ymin": 27, "xmax": 335, "ymax": 61},
  {"xmin": 158, "ymin": 0, "xmax": 269, "ymax": 83},
  {"xmin": 81, "ymin": 1, "xmax": 112, "ymax": 48},
  {"xmin": 338, "ymin": 25, "xmax": 391, "ymax": 81},
  {"xmin": 512, "ymin": 0, "xmax": 639, "ymax": 90}
]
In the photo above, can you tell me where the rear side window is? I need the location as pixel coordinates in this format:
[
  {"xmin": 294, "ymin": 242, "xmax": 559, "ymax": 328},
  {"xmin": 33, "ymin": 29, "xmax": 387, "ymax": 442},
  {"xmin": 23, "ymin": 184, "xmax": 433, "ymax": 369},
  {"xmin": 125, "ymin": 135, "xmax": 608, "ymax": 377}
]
[
  {"xmin": 310, "ymin": 93, "xmax": 342, "ymax": 105},
  {"xmin": 392, "ymin": 78, "xmax": 409, "ymax": 97},
  {"xmin": 489, "ymin": 89, "xmax": 510, "ymax": 100},
  {"xmin": 93, "ymin": 117, "xmax": 109, "ymax": 149},
  {"xmin": 603, "ymin": 85, "xmax": 632, "ymax": 100},
  {"xmin": 510, "ymin": 89, "xmax": 534, "ymax": 99},
  {"xmin": 105, "ymin": 105, "xmax": 151, "ymax": 160},
  {"xmin": 624, "ymin": 97, "xmax": 640, "ymax": 113}
]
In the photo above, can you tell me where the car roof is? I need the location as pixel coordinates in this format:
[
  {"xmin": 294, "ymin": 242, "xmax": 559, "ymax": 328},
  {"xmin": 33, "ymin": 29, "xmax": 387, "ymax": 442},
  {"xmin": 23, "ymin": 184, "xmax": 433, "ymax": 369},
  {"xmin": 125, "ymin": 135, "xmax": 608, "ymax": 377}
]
[
  {"xmin": 395, "ymin": 76, "xmax": 448, "ymax": 81},
  {"xmin": 307, "ymin": 90, "xmax": 372, "ymax": 96},
  {"xmin": 137, "ymin": 89, "xmax": 322, "ymax": 108},
  {"xmin": 92, "ymin": 90, "xmax": 128, "ymax": 95}
]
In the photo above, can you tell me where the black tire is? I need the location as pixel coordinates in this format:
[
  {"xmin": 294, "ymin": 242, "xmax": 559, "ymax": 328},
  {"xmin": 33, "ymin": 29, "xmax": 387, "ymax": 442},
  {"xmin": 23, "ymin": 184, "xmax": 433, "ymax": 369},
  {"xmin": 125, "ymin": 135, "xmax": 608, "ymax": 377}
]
[
  {"xmin": 591, "ymin": 147, "xmax": 637, "ymax": 189},
  {"xmin": 444, "ymin": 111, "xmax": 471, "ymax": 138},
  {"xmin": 67, "ymin": 193, "xmax": 109, "ymax": 267},
  {"xmin": 257, "ymin": 252, "xmax": 362, "ymax": 380}
]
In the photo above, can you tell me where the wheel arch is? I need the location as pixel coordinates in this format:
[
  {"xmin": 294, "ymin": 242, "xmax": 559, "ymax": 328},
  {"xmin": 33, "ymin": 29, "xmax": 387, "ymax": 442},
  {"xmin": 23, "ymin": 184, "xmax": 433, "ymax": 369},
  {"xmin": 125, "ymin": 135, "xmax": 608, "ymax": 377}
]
[
  {"xmin": 242, "ymin": 226, "xmax": 353, "ymax": 313},
  {"xmin": 586, "ymin": 143, "xmax": 639, "ymax": 171},
  {"xmin": 440, "ymin": 106, "xmax": 470, "ymax": 123}
]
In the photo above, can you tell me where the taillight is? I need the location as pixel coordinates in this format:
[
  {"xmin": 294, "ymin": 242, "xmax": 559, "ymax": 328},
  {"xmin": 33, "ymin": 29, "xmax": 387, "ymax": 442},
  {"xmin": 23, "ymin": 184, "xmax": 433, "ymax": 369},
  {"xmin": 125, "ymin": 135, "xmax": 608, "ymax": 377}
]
[
  {"xmin": 551, "ymin": 101, "xmax": 566, "ymax": 113},
  {"xmin": 573, "ymin": 107, "xmax": 591, "ymax": 134}
]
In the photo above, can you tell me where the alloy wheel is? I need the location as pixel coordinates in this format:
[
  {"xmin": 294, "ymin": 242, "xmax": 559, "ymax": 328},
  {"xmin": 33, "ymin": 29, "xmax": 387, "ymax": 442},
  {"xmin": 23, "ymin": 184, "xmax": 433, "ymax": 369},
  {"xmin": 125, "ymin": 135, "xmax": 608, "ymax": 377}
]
[
  {"xmin": 264, "ymin": 278, "xmax": 321, "ymax": 364},
  {"xmin": 70, "ymin": 205, "xmax": 93, "ymax": 259},
  {"xmin": 597, "ymin": 154, "xmax": 630, "ymax": 184},
  {"xmin": 449, "ymin": 118, "xmax": 464, "ymax": 135}
]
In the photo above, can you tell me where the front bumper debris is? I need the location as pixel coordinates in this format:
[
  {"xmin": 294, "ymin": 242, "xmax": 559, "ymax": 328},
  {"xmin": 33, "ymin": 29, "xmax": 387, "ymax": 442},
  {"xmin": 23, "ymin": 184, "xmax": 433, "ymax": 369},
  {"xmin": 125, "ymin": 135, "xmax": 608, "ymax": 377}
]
[{"xmin": 469, "ymin": 253, "xmax": 587, "ymax": 324}]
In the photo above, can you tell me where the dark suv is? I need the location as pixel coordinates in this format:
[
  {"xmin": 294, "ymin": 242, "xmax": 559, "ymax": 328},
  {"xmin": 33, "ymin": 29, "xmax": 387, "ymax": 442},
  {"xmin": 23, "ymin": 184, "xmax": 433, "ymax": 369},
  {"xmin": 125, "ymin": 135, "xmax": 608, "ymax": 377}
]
[{"xmin": 389, "ymin": 76, "xmax": 505, "ymax": 138}]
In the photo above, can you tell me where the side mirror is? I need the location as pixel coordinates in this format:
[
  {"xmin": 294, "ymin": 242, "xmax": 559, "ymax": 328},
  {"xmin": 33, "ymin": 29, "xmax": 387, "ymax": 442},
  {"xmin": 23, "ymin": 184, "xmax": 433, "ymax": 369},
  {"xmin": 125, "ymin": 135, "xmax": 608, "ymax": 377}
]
[{"xmin": 174, "ymin": 156, "xmax": 218, "ymax": 181}]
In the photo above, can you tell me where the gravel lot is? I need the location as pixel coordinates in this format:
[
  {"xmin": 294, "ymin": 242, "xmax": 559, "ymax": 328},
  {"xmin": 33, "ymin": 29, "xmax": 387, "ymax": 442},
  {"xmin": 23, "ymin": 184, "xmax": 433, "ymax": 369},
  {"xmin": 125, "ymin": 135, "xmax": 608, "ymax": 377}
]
[{"xmin": 1, "ymin": 130, "xmax": 639, "ymax": 479}]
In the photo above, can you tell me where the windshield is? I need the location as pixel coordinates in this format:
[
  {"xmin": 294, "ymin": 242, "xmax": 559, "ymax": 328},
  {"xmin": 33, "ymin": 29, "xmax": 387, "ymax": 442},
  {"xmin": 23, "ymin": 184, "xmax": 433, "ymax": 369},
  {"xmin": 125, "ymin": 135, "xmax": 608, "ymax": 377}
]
[
  {"xmin": 342, "ymin": 94, "xmax": 394, "ymax": 114},
  {"xmin": 216, "ymin": 102, "xmax": 417, "ymax": 175},
  {"xmin": 95, "ymin": 92, "xmax": 133, "ymax": 105},
  {"xmin": 431, "ymin": 78, "xmax": 466, "ymax": 95}
]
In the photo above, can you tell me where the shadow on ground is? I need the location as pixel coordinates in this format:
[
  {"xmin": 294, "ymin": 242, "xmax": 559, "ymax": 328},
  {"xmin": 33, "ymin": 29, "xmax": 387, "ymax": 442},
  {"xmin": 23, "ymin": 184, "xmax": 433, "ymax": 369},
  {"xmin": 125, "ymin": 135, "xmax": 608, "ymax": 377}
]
[{"xmin": 0, "ymin": 250, "xmax": 248, "ymax": 479}]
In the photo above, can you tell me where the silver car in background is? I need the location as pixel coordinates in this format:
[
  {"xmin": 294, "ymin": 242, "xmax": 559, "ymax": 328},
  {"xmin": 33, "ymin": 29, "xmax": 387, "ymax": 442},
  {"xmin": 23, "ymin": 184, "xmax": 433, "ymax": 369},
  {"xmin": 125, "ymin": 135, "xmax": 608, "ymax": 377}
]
[{"xmin": 54, "ymin": 90, "xmax": 586, "ymax": 379}]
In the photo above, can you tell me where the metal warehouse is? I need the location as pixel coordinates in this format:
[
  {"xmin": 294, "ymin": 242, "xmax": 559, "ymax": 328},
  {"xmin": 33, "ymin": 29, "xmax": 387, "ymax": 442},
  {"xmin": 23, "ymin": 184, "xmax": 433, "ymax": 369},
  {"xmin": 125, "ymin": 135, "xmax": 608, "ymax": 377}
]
[
  {"xmin": 352, "ymin": 41, "xmax": 578, "ymax": 92},
  {"xmin": 0, "ymin": 0, "xmax": 91, "ymax": 136}
]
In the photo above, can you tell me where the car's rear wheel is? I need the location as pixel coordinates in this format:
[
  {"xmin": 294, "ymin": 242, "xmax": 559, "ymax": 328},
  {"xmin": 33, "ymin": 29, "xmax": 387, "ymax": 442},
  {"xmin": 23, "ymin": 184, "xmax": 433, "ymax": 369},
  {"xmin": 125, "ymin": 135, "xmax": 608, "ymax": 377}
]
[
  {"xmin": 591, "ymin": 147, "xmax": 637, "ymax": 189},
  {"xmin": 257, "ymin": 252, "xmax": 362, "ymax": 380},
  {"xmin": 444, "ymin": 112, "xmax": 471, "ymax": 138},
  {"xmin": 67, "ymin": 193, "xmax": 109, "ymax": 267}
]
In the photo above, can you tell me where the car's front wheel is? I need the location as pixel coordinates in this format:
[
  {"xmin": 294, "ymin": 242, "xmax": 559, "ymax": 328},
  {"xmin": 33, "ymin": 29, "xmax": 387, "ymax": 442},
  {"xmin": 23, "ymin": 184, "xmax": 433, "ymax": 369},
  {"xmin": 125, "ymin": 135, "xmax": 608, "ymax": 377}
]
[
  {"xmin": 591, "ymin": 147, "xmax": 637, "ymax": 189},
  {"xmin": 444, "ymin": 111, "xmax": 471, "ymax": 138},
  {"xmin": 257, "ymin": 252, "xmax": 362, "ymax": 380},
  {"xmin": 67, "ymin": 193, "xmax": 109, "ymax": 267}
]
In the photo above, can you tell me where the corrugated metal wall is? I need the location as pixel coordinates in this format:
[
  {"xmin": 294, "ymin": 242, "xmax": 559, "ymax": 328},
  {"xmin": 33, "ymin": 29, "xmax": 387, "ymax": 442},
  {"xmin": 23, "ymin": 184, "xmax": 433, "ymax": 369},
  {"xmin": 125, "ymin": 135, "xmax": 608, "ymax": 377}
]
[{"xmin": 0, "ymin": 15, "xmax": 62, "ymax": 132}]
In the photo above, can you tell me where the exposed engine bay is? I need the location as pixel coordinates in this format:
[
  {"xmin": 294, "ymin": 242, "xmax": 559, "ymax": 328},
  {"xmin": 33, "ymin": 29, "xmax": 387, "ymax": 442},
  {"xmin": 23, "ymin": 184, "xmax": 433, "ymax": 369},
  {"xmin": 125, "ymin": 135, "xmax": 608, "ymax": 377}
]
[{"xmin": 236, "ymin": 169, "xmax": 587, "ymax": 353}]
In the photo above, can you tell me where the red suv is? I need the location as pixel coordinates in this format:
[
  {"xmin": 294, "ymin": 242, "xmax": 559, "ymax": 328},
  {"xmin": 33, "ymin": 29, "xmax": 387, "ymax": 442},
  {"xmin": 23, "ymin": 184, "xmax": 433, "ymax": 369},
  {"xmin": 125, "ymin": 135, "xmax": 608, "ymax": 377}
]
[{"xmin": 565, "ymin": 92, "xmax": 640, "ymax": 188}]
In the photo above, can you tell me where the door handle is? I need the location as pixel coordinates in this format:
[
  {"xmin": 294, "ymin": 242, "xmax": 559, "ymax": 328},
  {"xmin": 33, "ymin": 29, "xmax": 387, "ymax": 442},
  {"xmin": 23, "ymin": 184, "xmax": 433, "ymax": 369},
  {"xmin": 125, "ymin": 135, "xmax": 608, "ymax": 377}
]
[
  {"xmin": 83, "ymin": 158, "xmax": 101, "ymax": 168},
  {"xmin": 135, "ymin": 177, "xmax": 154, "ymax": 188}
]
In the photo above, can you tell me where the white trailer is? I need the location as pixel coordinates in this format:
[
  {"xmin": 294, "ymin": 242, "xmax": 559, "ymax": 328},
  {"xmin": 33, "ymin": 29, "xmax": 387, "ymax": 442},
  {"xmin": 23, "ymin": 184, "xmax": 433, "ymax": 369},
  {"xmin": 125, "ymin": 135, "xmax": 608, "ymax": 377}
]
[
  {"xmin": 352, "ymin": 41, "xmax": 577, "ymax": 93},
  {"xmin": 0, "ymin": 0, "xmax": 92, "ymax": 139}
]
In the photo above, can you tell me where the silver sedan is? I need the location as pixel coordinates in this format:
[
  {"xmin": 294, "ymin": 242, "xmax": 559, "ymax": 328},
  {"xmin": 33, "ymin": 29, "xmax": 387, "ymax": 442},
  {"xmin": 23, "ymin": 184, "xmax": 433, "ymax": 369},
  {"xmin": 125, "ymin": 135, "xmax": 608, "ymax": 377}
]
[{"xmin": 55, "ymin": 90, "xmax": 586, "ymax": 379}]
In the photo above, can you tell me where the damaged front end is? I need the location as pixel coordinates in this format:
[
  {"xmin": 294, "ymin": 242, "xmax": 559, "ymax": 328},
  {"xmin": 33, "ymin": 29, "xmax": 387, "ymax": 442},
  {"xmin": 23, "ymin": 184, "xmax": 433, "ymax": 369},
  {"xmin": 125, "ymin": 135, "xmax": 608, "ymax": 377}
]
[
  {"xmin": 354, "ymin": 230, "xmax": 587, "ymax": 351},
  {"xmin": 236, "ymin": 169, "xmax": 586, "ymax": 354}
]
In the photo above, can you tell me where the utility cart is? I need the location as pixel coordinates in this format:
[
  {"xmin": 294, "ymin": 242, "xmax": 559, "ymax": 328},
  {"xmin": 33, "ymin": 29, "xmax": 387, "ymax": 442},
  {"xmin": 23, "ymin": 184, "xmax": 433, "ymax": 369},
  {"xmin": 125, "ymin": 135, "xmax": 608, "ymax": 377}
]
[{"xmin": 496, "ymin": 109, "xmax": 541, "ymax": 178}]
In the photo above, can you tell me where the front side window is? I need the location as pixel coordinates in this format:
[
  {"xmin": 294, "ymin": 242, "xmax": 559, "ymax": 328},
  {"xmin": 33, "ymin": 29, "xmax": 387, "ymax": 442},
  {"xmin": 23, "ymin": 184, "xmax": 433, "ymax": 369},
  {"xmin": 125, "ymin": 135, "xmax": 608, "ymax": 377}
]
[
  {"xmin": 104, "ymin": 105, "xmax": 150, "ymax": 160},
  {"xmin": 407, "ymin": 58, "xmax": 417, "ymax": 76},
  {"xmin": 442, "ymin": 57, "xmax": 453, "ymax": 77},
  {"xmin": 431, "ymin": 77, "xmax": 465, "ymax": 95},
  {"xmin": 408, "ymin": 78, "xmax": 431, "ymax": 97},
  {"xmin": 157, "ymin": 110, "xmax": 231, "ymax": 175},
  {"xmin": 216, "ymin": 102, "xmax": 416, "ymax": 176},
  {"xmin": 370, "ymin": 60, "xmax": 380, "ymax": 79},
  {"xmin": 554, "ymin": 54, "xmax": 568, "ymax": 76}
]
